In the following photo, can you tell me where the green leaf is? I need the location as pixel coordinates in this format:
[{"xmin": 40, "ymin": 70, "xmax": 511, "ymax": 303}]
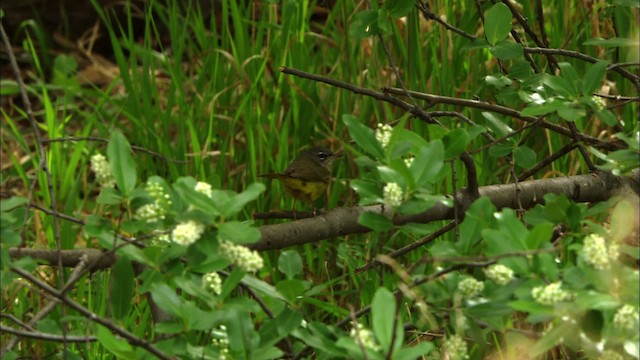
[
  {"xmin": 219, "ymin": 267, "xmax": 244, "ymax": 299},
  {"xmin": 350, "ymin": 179, "xmax": 383, "ymax": 205},
  {"xmin": 343, "ymin": 114, "xmax": 384, "ymax": 159},
  {"xmin": 349, "ymin": 10, "xmax": 380, "ymax": 38},
  {"xmin": 173, "ymin": 179, "xmax": 220, "ymax": 217},
  {"xmin": 508, "ymin": 300, "xmax": 554, "ymax": 315},
  {"xmin": 275, "ymin": 279, "xmax": 310, "ymax": 301},
  {"xmin": 155, "ymin": 320, "xmax": 184, "ymax": 335},
  {"xmin": 96, "ymin": 325, "xmax": 136, "ymax": 360},
  {"xmin": 384, "ymin": 0, "xmax": 415, "ymax": 17},
  {"xmin": 461, "ymin": 37, "xmax": 490, "ymax": 51},
  {"xmin": 442, "ymin": 129, "xmax": 469, "ymax": 159},
  {"xmin": 259, "ymin": 308, "xmax": 303, "ymax": 348},
  {"xmin": 521, "ymin": 100, "xmax": 565, "ymax": 116},
  {"xmin": 0, "ymin": 196, "xmax": 28, "ymax": 211},
  {"xmin": 525, "ymin": 222, "xmax": 553, "ymax": 249},
  {"xmin": 150, "ymin": 283, "xmax": 184, "ymax": 318},
  {"xmin": 484, "ymin": 3, "xmax": 512, "ymax": 45},
  {"xmin": 489, "ymin": 40, "xmax": 523, "ymax": 60},
  {"xmin": 485, "ymin": 75, "xmax": 512, "ymax": 88},
  {"xmin": 459, "ymin": 197, "xmax": 497, "ymax": 252},
  {"xmin": 557, "ymin": 62, "xmax": 581, "ymax": 94},
  {"xmin": 557, "ymin": 102, "xmax": 586, "ymax": 122},
  {"xmin": 278, "ymin": 250, "xmax": 303, "ymax": 279},
  {"xmin": 225, "ymin": 183, "xmax": 265, "ymax": 217},
  {"xmin": 372, "ymin": 287, "xmax": 396, "ymax": 352},
  {"xmin": 96, "ymin": 187, "xmax": 123, "ymax": 205},
  {"xmin": 218, "ymin": 221, "xmax": 261, "ymax": 244},
  {"xmin": 377, "ymin": 9, "xmax": 393, "ymax": 34},
  {"xmin": 0, "ymin": 80, "xmax": 19, "ymax": 95},
  {"xmin": 481, "ymin": 112, "xmax": 514, "ymax": 138},
  {"xmin": 582, "ymin": 61, "xmax": 609, "ymax": 95},
  {"xmin": 377, "ymin": 166, "xmax": 404, "ymax": 186},
  {"xmin": 595, "ymin": 109, "xmax": 617, "ymax": 126},
  {"xmin": 412, "ymin": 140, "xmax": 444, "ymax": 187},
  {"xmin": 242, "ymin": 274, "xmax": 289, "ymax": 303},
  {"xmin": 107, "ymin": 132, "xmax": 136, "ymax": 196},
  {"xmin": 542, "ymin": 74, "xmax": 578, "ymax": 98},
  {"xmin": 512, "ymin": 145, "xmax": 537, "ymax": 168},
  {"xmin": 225, "ymin": 308, "xmax": 257, "ymax": 357},
  {"xmin": 358, "ymin": 211, "xmax": 393, "ymax": 232},
  {"xmin": 574, "ymin": 290, "xmax": 621, "ymax": 310},
  {"xmin": 110, "ymin": 256, "xmax": 135, "ymax": 320},
  {"xmin": 52, "ymin": 55, "xmax": 79, "ymax": 89},
  {"xmin": 395, "ymin": 342, "xmax": 435, "ymax": 360},
  {"xmin": 488, "ymin": 143, "xmax": 513, "ymax": 157}
]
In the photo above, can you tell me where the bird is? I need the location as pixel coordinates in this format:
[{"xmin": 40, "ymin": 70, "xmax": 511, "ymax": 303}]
[{"xmin": 258, "ymin": 146, "xmax": 340, "ymax": 210}]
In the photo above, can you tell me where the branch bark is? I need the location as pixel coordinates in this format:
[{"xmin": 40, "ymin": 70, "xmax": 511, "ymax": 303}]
[{"xmin": 9, "ymin": 170, "xmax": 639, "ymax": 266}]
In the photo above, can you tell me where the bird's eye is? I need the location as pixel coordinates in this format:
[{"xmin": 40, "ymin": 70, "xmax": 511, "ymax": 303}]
[{"xmin": 317, "ymin": 152, "xmax": 328, "ymax": 160}]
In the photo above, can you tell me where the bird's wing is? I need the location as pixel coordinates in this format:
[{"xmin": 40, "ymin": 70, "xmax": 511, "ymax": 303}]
[{"xmin": 284, "ymin": 158, "xmax": 330, "ymax": 183}]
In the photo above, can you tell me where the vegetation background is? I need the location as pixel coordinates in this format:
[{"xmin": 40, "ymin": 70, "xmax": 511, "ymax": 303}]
[{"xmin": 1, "ymin": 0, "xmax": 638, "ymax": 359}]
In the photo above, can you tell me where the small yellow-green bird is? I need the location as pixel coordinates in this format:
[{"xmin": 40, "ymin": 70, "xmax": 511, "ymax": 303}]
[{"xmin": 258, "ymin": 146, "xmax": 340, "ymax": 207}]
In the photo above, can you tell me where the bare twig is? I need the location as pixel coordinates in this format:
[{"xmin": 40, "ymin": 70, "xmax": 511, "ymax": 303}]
[
  {"xmin": 42, "ymin": 136, "xmax": 188, "ymax": 164},
  {"xmin": 0, "ymin": 19, "xmax": 68, "ymax": 349},
  {"xmin": 11, "ymin": 267, "xmax": 171, "ymax": 360},
  {"xmin": 383, "ymin": 87, "xmax": 623, "ymax": 151},
  {"xmin": 524, "ymin": 47, "xmax": 640, "ymax": 92},
  {"xmin": 517, "ymin": 143, "xmax": 579, "ymax": 181}
]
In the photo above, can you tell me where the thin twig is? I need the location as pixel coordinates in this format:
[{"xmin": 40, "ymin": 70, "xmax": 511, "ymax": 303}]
[
  {"xmin": 0, "ymin": 326, "xmax": 97, "ymax": 343},
  {"xmin": 517, "ymin": 143, "xmax": 579, "ymax": 181},
  {"xmin": 383, "ymin": 87, "xmax": 622, "ymax": 151},
  {"xmin": 0, "ymin": 20, "xmax": 68, "ymax": 349},
  {"xmin": 11, "ymin": 267, "xmax": 172, "ymax": 360},
  {"xmin": 42, "ymin": 136, "xmax": 188, "ymax": 164},
  {"xmin": 524, "ymin": 47, "xmax": 640, "ymax": 92}
]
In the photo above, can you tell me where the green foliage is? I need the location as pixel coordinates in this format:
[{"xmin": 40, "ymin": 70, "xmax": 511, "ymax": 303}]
[{"xmin": 1, "ymin": 0, "xmax": 638, "ymax": 359}]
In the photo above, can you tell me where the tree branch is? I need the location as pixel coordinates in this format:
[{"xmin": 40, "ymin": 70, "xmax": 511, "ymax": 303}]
[{"xmin": 10, "ymin": 171, "xmax": 639, "ymax": 265}]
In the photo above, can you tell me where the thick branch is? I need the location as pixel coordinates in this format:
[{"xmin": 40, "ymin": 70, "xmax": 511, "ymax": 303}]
[
  {"xmin": 10, "ymin": 171, "xmax": 639, "ymax": 264},
  {"xmin": 254, "ymin": 170, "xmax": 638, "ymax": 250}
]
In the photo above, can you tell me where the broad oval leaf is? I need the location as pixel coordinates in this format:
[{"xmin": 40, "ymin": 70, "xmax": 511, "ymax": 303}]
[
  {"xmin": 372, "ymin": 287, "xmax": 396, "ymax": 352},
  {"xmin": 107, "ymin": 132, "xmax": 136, "ymax": 196},
  {"xmin": 484, "ymin": 3, "xmax": 512, "ymax": 45},
  {"xmin": 343, "ymin": 114, "xmax": 385, "ymax": 159},
  {"xmin": 358, "ymin": 211, "xmax": 393, "ymax": 232}
]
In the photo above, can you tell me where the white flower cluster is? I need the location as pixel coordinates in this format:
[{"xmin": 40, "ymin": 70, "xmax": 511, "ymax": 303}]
[
  {"xmin": 135, "ymin": 203, "xmax": 163, "ymax": 223},
  {"xmin": 203, "ymin": 272, "xmax": 222, "ymax": 295},
  {"xmin": 171, "ymin": 220, "xmax": 205, "ymax": 246},
  {"xmin": 211, "ymin": 325, "xmax": 230, "ymax": 359},
  {"xmin": 458, "ymin": 277, "xmax": 484, "ymax": 298},
  {"xmin": 404, "ymin": 156, "xmax": 414, "ymax": 168},
  {"xmin": 582, "ymin": 234, "xmax": 619, "ymax": 270},
  {"xmin": 444, "ymin": 334, "xmax": 468, "ymax": 360},
  {"xmin": 90, "ymin": 153, "xmax": 115, "ymax": 188},
  {"xmin": 219, "ymin": 240, "xmax": 264, "ymax": 273},
  {"xmin": 383, "ymin": 182, "xmax": 403, "ymax": 208},
  {"xmin": 135, "ymin": 182, "xmax": 172, "ymax": 223},
  {"xmin": 484, "ymin": 264, "xmax": 515, "ymax": 285},
  {"xmin": 195, "ymin": 181, "xmax": 213, "ymax": 197},
  {"xmin": 592, "ymin": 96, "xmax": 607, "ymax": 110},
  {"xmin": 531, "ymin": 282, "xmax": 572, "ymax": 305},
  {"xmin": 375, "ymin": 123, "xmax": 393, "ymax": 148},
  {"xmin": 613, "ymin": 304, "xmax": 639, "ymax": 331},
  {"xmin": 349, "ymin": 323, "xmax": 380, "ymax": 351}
]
